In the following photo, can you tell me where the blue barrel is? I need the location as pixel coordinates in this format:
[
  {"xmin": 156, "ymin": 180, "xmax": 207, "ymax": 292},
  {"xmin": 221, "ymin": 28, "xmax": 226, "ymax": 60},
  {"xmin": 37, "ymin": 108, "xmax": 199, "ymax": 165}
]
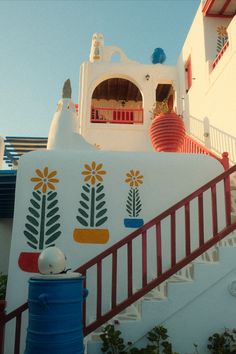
[{"xmin": 24, "ymin": 275, "xmax": 87, "ymax": 354}]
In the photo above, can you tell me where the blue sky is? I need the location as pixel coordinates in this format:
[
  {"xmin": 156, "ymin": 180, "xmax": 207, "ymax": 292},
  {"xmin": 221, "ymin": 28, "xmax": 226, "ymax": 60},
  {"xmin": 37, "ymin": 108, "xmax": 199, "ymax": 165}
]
[{"xmin": 0, "ymin": 0, "xmax": 200, "ymax": 138}]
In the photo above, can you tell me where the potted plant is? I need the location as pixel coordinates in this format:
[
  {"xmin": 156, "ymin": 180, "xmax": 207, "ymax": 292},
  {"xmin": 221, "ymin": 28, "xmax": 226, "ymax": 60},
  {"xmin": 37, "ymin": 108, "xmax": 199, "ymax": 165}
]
[{"xmin": 149, "ymin": 96, "xmax": 185, "ymax": 152}]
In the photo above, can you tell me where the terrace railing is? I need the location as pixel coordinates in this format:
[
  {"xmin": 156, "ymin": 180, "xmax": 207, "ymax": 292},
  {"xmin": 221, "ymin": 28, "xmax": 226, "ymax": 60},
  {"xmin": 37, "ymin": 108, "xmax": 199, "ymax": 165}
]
[
  {"xmin": 180, "ymin": 134, "xmax": 230, "ymax": 170},
  {"xmin": 212, "ymin": 41, "xmax": 229, "ymax": 70},
  {"xmin": 90, "ymin": 107, "xmax": 143, "ymax": 124}
]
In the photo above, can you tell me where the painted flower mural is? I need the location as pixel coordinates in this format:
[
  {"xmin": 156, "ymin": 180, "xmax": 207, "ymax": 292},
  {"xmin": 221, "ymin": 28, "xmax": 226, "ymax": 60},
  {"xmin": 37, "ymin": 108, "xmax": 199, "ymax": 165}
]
[
  {"xmin": 31, "ymin": 167, "xmax": 59, "ymax": 193},
  {"xmin": 124, "ymin": 169, "xmax": 144, "ymax": 228},
  {"xmin": 18, "ymin": 167, "xmax": 61, "ymax": 273},
  {"xmin": 81, "ymin": 161, "xmax": 106, "ymax": 185},
  {"xmin": 216, "ymin": 25, "xmax": 228, "ymax": 54},
  {"xmin": 74, "ymin": 161, "xmax": 109, "ymax": 244}
]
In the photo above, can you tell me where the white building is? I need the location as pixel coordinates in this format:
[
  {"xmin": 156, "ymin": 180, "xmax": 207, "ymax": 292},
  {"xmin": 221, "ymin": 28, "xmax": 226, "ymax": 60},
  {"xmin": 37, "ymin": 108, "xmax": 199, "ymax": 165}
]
[{"xmin": 1, "ymin": 1, "xmax": 236, "ymax": 353}]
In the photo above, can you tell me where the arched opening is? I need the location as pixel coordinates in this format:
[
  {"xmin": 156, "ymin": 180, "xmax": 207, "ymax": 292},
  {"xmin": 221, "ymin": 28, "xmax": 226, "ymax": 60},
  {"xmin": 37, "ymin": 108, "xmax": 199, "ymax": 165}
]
[
  {"xmin": 154, "ymin": 84, "xmax": 175, "ymax": 115},
  {"xmin": 91, "ymin": 78, "xmax": 143, "ymax": 124}
]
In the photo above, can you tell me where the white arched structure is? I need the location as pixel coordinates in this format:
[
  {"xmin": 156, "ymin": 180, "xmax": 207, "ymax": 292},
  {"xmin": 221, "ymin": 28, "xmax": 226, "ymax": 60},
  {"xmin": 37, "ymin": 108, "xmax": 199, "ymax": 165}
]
[{"xmin": 79, "ymin": 33, "xmax": 177, "ymax": 151}]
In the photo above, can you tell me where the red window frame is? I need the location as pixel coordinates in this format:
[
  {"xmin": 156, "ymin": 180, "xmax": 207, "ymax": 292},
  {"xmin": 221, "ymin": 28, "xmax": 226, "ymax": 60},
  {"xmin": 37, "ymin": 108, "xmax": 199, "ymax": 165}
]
[{"xmin": 185, "ymin": 56, "xmax": 192, "ymax": 93}]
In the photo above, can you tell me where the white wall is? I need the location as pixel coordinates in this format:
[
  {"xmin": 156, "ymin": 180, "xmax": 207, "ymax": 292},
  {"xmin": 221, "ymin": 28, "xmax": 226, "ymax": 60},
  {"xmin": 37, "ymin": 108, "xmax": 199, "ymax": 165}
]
[
  {"xmin": 177, "ymin": 6, "xmax": 236, "ymax": 161},
  {"xmin": 78, "ymin": 61, "xmax": 177, "ymax": 152},
  {"xmin": 165, "ymin": 249, "xmax": 236, "ymax": 354},
  {"xmin": 6, "ymin": 149, "xmax": 224, "ymax": 312}
]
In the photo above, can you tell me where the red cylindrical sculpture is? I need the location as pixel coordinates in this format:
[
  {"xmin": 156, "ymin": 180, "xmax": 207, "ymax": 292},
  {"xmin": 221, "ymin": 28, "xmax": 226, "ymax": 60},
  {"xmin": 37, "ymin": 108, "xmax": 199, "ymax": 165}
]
[{"xmin": 149, "ymin": 112, "xmax": 186, "ymax": 152}]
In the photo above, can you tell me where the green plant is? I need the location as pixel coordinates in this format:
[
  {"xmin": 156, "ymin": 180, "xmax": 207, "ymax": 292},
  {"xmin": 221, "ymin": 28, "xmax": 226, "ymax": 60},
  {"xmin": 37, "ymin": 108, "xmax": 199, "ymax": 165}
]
[
  {"xmin": 208, "ymin": 329, "xmax": 236, "ymax": 354},
  {"xmin": 100, "ymin": 324, "xmax": 179, "ymax": 354},
  {"xmin": 0, "ymin": 273, "xmax": 7, "ymax": 300},
  {"xmin": 146, "ymin": 326, "xmax": 179, "ymax": 354},
  {"xmin": 100, "ymin": 324, "xmax": 126, "ymax": 354}
]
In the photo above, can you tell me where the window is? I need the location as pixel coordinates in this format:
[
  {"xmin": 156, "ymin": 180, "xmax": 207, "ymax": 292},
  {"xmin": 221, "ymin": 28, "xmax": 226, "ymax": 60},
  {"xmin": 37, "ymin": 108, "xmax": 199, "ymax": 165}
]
[{"xmin": 185, "ymin": 56, "xmax": 192, "ymax": 93}]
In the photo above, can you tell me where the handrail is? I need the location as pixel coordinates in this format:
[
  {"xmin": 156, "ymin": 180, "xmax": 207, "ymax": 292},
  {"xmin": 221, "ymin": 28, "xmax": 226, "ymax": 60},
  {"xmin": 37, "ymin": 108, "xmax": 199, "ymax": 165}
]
[
  {"xmin": 180, "ymin": 134, "xmax": 230, "ymax": 170},
  {"xmin": 0, "ymin": 301, "xmax": 28, "ymax": 354},
  {"xmin": 1, "ymin": 165, "xmax": 236, "ymax": 351},
  {"xmin": 212, "ymin": 41, "xmax": 229, "ymax": 69},
  {"xmin": 90, "ymin": 107, "xmax": 143, "ymax": 124},
  {"xmin": 76, "ymin": 164, "xmax": 236, "ymax": 335}
]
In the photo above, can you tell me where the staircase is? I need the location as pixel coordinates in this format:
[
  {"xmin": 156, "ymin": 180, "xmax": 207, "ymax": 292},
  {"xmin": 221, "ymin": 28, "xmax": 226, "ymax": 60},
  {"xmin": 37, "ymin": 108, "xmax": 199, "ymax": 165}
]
[
  {"xmin": 1, "ymin": 164, "xmax": 236, "ymax": 354},
  {"xmin": 86, "ymin": 235, "xmax": 236, "ymax": 353}
]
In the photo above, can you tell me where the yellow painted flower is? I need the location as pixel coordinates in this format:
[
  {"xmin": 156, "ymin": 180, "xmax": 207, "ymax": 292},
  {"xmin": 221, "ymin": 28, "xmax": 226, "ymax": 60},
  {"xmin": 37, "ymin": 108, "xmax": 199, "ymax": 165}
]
[
  {"xmin": 81, "ymin": 161, "xmax": 106, "ymax": 185},
  {"xmin": 31, "ymin": 167, "xmax": 59, "ymax": 193},
  {"xmin": 217, "ymin": 26, "xmax": 227, "ymax": 37},
  {"xmin": 125, "ymin": 170, "xmax": 143, "ymax": 188}
]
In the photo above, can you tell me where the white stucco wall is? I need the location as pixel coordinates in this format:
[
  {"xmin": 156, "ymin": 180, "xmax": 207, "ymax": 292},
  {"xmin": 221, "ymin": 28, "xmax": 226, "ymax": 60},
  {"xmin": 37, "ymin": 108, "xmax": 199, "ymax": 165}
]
[
  {"xmin": 165, "ymin": 250, "xmax": 236, "ymax": 354},
  {"xmin": 6, "ymin": 149, "xmax": 224, "ymax": 312},
  {"xmin": 78, "ymin": 61, "xmax": 177, "ymax": 152},
  {"xmin": 177, "ymin": 6, "xmax": 236, "ymax": 161}
]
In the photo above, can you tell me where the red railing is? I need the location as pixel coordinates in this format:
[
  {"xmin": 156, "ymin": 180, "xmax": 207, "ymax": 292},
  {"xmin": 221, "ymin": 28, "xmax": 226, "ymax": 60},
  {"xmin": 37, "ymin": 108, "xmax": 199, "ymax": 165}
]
[
  {"xmin": 90, "ymin": 107, "xmax": 143, "ymax": 124},
  {"xmin": 180, "ymin": 134, "xmax": 230, "ymax": 170},
  {"xmin": 76, "ymin": 164, "xmax": 236, "ymax": 336},
  {"xmin": 212, "ymin": 41, "xmax": 229, "ymax": 69},
  {"xmin": 0, "ymin": 301, "xmax": 28, "ymax": 354},
  {"xmin": 1, "ymin": 165, "xmax": 236, "ymax": 352}
]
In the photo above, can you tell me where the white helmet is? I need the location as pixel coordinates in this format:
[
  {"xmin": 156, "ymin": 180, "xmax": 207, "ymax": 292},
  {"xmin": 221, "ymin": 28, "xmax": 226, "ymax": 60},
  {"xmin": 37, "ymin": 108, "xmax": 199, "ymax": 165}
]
[{"xmin": 38, "ymin": 247, "xmax": 66, "ymax": 275}]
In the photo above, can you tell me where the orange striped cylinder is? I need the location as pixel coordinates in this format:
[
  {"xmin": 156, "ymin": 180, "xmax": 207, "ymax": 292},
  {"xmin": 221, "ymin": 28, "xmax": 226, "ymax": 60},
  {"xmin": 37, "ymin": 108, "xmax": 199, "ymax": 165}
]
[{"xmin": 149, "ymin": 112, "xmax": 186, "ymax": 152}]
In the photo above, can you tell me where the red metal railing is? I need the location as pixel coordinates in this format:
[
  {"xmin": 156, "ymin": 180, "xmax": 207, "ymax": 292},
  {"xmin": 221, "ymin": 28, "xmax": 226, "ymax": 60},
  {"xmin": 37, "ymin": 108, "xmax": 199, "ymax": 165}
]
[
  {"xmin": 212, "ymin": 41, "xmax": 229, "ymax": 69},
  {"xmin": 180, "ymin": 134, "xmax": 230, "ymax": 170},
  {"xmin": 0, "ymin": 301, "xmax": 28, "ymax": 354},
  {"xmin": 90, "ymin": 107, "xmax": 143, "ymax": 124},
  {"xmin": 76, "ymin": 164, "xmax": 236, "ymax": 336},
  {"xmin": 1, "ymin": 165, "xmax": 236, "ymax": 351}
]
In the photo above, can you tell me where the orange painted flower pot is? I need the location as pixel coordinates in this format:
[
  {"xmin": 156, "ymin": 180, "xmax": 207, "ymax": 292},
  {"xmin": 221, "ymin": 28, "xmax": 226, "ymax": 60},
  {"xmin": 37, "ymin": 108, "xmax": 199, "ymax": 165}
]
[
  {"xmin": 18, "ymin": 252, "xmax": 40, "ymax": 273},
  {"xmin": 73, "ymin": 228, "xmax": 109, "ymax": 244},
  {"xmin": 149, "ymin": 112, "xmax": 185, "ymax": 152}
]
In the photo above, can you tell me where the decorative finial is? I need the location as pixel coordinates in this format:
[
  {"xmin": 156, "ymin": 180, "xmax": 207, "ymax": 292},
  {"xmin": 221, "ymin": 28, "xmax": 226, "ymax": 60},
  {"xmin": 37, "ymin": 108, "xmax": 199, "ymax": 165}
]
[{"xmin": 62, "ymin": 79, "xmax": 72, "ymax": 99}]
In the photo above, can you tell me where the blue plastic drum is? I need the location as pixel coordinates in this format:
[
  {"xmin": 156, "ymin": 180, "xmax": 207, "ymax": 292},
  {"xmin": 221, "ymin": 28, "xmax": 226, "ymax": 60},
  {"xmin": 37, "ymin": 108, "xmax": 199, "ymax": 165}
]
[{"xmin": 24, "ymin": 275, "xmax": 87, "ymax": 354}]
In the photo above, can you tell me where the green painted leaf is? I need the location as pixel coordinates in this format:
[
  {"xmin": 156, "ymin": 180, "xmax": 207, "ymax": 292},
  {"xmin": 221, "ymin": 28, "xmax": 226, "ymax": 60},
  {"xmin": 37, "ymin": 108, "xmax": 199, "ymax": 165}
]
[
  {"xmin": 47, "ymin": 192, "xmax": 57, "ymax": 201},
  {"xmin": 95, "ymin": 216, "xmax": 108, "ymax": 227},
  {"xmin": 27, "ymin": 241, "xmax": 37, "ymax": 250},
  {"xmin": 77, "ymin": 215, "xmax": 88, "ymax": 227},
  {"xmin": 26, "ymin": 215, "xmax": 39, "ymax": 227},
  {"xmin": 24, "ymin": 231, "xmax": 38, "ymax": 244},
  {"xmin": 78, "ymin": 208, "xmax": 89, "ymax": 219},
  {"xmin": 82, "ymin": 185, "xmax": 90, "ymax": 193},
  {"xmin": 127, "ymin": 196, "xmax": 132, "ymax": 204},
  {"xmin": 96, "ymin": 193, "xmax": 105, "ymax": 202},
  {"xmin": 47, "ymin": 200, "xmax": 58, "ymax": 210},
  {"xmin": 30, "ymin": 199, "xmax": 40, "ymax": 209},
  {"xmin": 79, "ymin": 201, "xmax": 89, "ymax": 210},
  {"xmin": 46, "ymin": 215, "xmax": 60, "ymax": 227},
  {"xmin": 126, "ymin": 205, "xmax": 132, "ymax": 211},
  {"xmin": 96, "ymin": 184, "xmax": 104, "ymax": 194},
  {"xmin": 127, "ymin": 200, "xmax": 132, "ymax": 207},
  {"xmin": 45, "ymin": 231, "xmax": 61, "ymax": 245},
  {"xmin": 25, "ymin": 223, "xmax": 38, "ymax": 235},
  {"xmin": 32, "ymin": 191, "xmax": 41, "ymax": 201},
  {"xmin": 28, "ymin": 207, "xmax": 40, "ymax": 218},
  {"xmin": 47, "ymin": 207, "xmax": 59, "ymax": 218},
  {"xmin": 81, "ymin": 193, "xmax": 89, "ymax": 202},
  {"xmin": 96, "ymin": 201, "xmax": 106, "ymax": 210},
  {"xmin": 126, "ymin": 209, "xmax": 132, "ymax": 217},
  {"xmin": 46, "ymin": 223, "xmax": 60, "ymax": 236},
  {"xmin": 96, "ymin": 208, "xmax": 107, "ymax": 219}
]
